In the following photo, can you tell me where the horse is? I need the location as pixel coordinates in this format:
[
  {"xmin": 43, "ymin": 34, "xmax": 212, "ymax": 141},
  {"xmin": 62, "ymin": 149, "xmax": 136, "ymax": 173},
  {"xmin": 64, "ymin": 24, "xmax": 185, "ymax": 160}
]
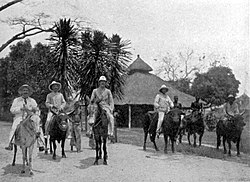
[
  {"xmin": 12, "ymin": 113, "xmax": 41, "ymax": 175},
  {"xmin": 143, "ymin": 108, "xmax": 183, "ymax": 153},
  {"xmin": 44, "ymin": 109, "xmax": 68, "ymax": 160},
  {"xmin": 162, "ymin": 108, "xmax": 184, "ymax": 153},
  {"xmin": 92, "ymin": 101, "xmax": 109, "ymax": 165},
  {"xmin": 216, "ymin": 110, "xmax": 246, "ymax": 156},
  {"xmin": 185, "ymin": 111, "xmax": 205, "ymax": 147}
]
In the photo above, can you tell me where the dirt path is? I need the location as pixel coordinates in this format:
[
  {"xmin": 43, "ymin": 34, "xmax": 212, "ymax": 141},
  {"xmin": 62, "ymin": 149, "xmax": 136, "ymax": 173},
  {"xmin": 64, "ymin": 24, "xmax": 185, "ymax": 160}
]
[{"xmin": 0, "ymin": 121, "xmax": 249, "ymax": 182}]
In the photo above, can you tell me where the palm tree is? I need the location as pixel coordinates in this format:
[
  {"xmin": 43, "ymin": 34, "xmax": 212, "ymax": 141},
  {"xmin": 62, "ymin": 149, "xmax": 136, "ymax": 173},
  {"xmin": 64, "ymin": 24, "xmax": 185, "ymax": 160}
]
[
  {"xmin": 49, "ymin": 18, "xmax": 80, "ymax": 100},
  {"xmin": 79, "ymin": 30, "xmax": 131, "ymax": 100}
]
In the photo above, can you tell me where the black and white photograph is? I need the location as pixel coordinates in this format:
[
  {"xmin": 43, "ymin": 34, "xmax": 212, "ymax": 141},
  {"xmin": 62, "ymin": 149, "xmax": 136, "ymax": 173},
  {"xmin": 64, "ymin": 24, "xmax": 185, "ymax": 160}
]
[{"xmin": 0, "ymin": 0, "xmax": 249, "ymax": 181}]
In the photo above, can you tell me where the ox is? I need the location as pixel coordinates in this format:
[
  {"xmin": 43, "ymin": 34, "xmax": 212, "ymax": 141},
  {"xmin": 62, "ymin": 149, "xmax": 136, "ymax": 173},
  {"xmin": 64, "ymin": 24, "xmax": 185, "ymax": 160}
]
[{"xmin": 216, "ymin": 110, "xmax": 246, "ymax": 156}]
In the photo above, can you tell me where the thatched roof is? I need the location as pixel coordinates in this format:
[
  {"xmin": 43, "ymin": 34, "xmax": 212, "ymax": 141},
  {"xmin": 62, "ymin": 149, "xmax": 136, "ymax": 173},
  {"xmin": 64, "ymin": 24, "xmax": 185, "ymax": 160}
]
[
  {"xmin": 115, "ymin": 71, "xmax": 196, "ymax": 107},
  {"xmin": 127, "ymin": 55, "xmax": 153, "ymax": 74}
]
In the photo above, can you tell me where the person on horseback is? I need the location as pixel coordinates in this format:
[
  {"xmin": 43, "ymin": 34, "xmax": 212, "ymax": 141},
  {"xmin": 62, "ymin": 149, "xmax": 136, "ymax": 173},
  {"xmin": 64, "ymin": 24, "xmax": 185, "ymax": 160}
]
[
  {"xmin": 90, "ymin": 76, "xmax": 115, "ymax": 139},
  {"xmin": 45, "ymin": 81, "xmax": 71, "ymax": 139},
  {"xmin": 5, "ymin": 84, "xmax": 44, "ymax": 151},
  {"xmin": 154, "ymin": 85, "xmax": 174, "ymax": 137},
  {"xmin": 222, "ymin": 94, "xmax": 240, "ymax": 123}
]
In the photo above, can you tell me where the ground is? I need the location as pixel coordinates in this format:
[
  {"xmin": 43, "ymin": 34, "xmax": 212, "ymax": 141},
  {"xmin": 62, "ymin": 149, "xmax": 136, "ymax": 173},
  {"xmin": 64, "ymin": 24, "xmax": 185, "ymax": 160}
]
[{"xmin": 0, "ymin": 121, "xmax": 250, "ymax": 182}]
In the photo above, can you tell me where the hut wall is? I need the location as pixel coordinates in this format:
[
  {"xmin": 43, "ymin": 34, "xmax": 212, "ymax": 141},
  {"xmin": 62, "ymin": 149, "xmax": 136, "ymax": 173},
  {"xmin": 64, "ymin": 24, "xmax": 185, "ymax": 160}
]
[
  {"xmin": 241, "ymin": 109, "xmax": 250, "ymax": 153},
  {"xmin": 115, "ymin": 104, "xmax": 154, "ymax": 128}
]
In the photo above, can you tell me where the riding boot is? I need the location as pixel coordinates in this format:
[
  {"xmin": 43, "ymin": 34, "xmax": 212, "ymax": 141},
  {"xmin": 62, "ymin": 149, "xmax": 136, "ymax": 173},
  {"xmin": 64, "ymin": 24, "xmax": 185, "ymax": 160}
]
[{"xmin": 5, "ymin": 143, "xmax": 13, "ymax": 151}]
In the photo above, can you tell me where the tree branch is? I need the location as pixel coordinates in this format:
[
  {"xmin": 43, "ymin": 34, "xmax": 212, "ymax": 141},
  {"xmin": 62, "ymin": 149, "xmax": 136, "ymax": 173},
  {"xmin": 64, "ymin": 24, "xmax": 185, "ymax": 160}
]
[
  {"xmin": 0, "ymin": 26, "xmax": 54, "ymax": 52},
  {"xmin": 0, "ymin": 0, "xmax": 22, "ymax": 12}
]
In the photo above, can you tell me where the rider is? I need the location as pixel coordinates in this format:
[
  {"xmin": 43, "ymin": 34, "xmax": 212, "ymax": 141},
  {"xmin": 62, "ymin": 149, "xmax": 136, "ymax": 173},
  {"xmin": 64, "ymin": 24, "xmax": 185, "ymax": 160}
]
[
  {"xmin": 154, "ymin": 85, "xmax": 174, "ymax": 137},
  {"xmin": 5, "ymin": 84, "xmax": 43, "ymax": 151},
  {"xmin": 173, "ymin": 95, "xmax": 182, "ymax": 109},
  {"xmin": 90, "ymin": 76, "xmax": 115, "ymax": 139},
  {"xmin": 191, "ymin": 96, "xmax": 203, "ymax": 114},
  {"xmin": 45, "ymin": 81, "xmax": 70, "ymax": 139},
  {"xmin": 222, "ymin": 94, "xmax": 240, "ymax": 123}
]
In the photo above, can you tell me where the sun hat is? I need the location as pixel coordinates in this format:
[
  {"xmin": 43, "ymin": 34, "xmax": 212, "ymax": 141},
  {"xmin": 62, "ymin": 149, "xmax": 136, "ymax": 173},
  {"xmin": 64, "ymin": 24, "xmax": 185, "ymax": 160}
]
[
  {"xmin": 159, "ymin": 84, "xmax": 169, "ymax": 93},
  {"xmin": 99, "ymin": 76, "xmax": 107, "ymax": 82},
  {"xmin": 18, "ymin": 84, "xmax": 34, "ymax": 96},
  {"xmin": 228, "ymin": 94, "xmax": 234, "ymax": 98},
  {"xmin": 49, "ymin": 81, "xmax": 62, "ymax": 91}
]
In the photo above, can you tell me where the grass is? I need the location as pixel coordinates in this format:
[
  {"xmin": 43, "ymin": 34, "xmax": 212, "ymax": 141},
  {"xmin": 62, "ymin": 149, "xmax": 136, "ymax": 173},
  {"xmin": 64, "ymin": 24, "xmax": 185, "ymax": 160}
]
[{"xmin": 117, "ymin": 128, "xmax": 250, "ymax": 166}]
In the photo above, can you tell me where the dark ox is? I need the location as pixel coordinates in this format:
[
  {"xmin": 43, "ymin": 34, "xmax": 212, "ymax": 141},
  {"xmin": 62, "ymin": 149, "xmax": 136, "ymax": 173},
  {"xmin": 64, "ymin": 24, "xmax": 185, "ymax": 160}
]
[
  {"xmin": 216, "ymin": 110, "xmax": 246, "ymax": 156},
  {"xmin": 179, "ymin": 111, "xmax": 205, "ymax": 147},
  {"xmin": 143, "ymin": 108, "xmax": 183, "ymax": 153}
]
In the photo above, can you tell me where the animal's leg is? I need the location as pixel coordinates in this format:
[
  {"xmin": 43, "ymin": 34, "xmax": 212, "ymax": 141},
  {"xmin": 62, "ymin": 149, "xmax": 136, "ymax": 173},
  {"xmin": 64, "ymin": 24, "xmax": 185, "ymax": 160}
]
[
  {"xmin": 98, "ymin": 137, "xmax": 102, "ymax": 159},
  {"xmin": 71, "ymin": 146, "xmax": 73, "ymax": 151},
  {"xmin": 193, "ymin": 133, "xmax": 197, "ymax": 147},
  {"xmin": 25, "ymin": 148, "xmax": 28, "ymax": 166},
  {"xmin": 143, "ymin": 131, "xmax": 148, "ymax": 151},
  {"xmin": 52, "ymin": 141, "xmax": 57, "ymax": 160},
  {"xmin": 103, "ymin": 137, "xmax": 108, "ymax": 165},
  {"xmin": 178, "ymin": 129, "xmax": 183, "ymax": 144},
  {"xmin": 28, "ymin": 144, "xmax": 34, "ymax": 175},
  {"xmin": 171, "ymin": 137, "xmax": 175, "ymax": 153},
  {"xmin": 187, "ymin": 132, "xmax": 191, "ymax": 145},
  {"xmin": 150, "ymin": 133, "xmax": 159, "ymax": 151},
  {"xmin": 227, "ymin": 139, "xmax": 232, "ymax": 156},
  {"xmin": 44, "ymin": 138, "xmax": 48, "ymax": 155},
  {"xmin": 236, "ymin": 137, "xmax": 241, "ymax": 156},
  {"xmin": 21, "ymin": 147, "xmax": 26, "ymax": 174},
  {"xmin": 216, "ymin": 134, "xmax": 221, "ymax": 149},
  {"xmin": 49, "ymin": 138, "xmax": 53, "ymax": 154},
  {"xmin": 94, "ymin": 138, "xmax": 99, "ymax": 165},
  {"xmin": 61, "ymin": 138, "xmax": 66, "ymax": 158},
  {"xmin": 223, "ymin": 136, "xmax": 227, "ymax": 154},
  {"xmin": 164, "ymin": 134, "xmax": 168, "ymax": 154},
  {"xmin": 12, "ymin": 144, "xmax": 17, "ymax": 166},
  {"xmin": 198, "ymin": 132, "xmax": 203, "ymax": 146}
]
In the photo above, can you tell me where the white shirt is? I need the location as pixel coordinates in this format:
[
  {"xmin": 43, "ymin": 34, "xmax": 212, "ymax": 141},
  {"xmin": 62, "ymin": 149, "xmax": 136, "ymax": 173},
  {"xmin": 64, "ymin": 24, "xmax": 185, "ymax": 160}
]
[
  {"xmin": 10, "ymin": 96, "xmax": 39, "ymax": 120},
  {"xmin": 154, "ymin": 93, "xmax": 174, "ymax": 112}
]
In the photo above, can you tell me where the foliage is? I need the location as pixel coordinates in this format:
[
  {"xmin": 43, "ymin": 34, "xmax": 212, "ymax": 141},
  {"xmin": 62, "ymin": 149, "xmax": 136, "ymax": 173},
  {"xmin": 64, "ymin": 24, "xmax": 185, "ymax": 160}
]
[
  {"xmin": 49, "ymin": 18, "xmax": 80, "ymax": 100},
  {"xmin": 191, "ymin": 66, "xmax": 240, "ymax": 105},
  {"xmin": 0, "ymin": 40, "xmax": 53, "ymax": 117},
  {"xmin": 168, "ymin": 78, "xmax": 192, "ymax": 95},
  {"xmin": 79, "ymin": 31, "xmax": 131, "ymax": 99}
]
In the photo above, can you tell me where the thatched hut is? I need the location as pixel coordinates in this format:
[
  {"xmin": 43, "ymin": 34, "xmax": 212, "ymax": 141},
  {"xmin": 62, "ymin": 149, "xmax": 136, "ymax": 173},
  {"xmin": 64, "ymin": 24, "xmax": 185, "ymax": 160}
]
[{"xmin": 114, "ymin": 55, "xmax": 196, "ymax": 128}]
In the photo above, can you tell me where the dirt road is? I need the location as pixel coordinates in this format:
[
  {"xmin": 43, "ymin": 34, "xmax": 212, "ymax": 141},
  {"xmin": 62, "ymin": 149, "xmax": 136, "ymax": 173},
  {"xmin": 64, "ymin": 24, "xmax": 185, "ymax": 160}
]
[{"xmin": 0, "ymin": 121, "xmax": 249, "ymax": 182}]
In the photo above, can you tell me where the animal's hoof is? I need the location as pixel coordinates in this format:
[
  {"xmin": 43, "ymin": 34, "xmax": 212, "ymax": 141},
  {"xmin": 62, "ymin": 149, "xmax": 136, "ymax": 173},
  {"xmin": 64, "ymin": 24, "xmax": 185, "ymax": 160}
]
[
  {"xmin": 94, "ymin": 161, "xmax": 98, "ymax": 165},
  {"xmin": 228, "ymin": 153, "xmax": 231, "ymax": 157},
  {"xmin": 12, "ymin": 163, "xmax": 15, "ymax": 166},
  {"xmin": 62, "ymin": 154, "xmax": 66, "ymax": 158},
  {"xmin": 52, "ymin": 156, "xmax": 56, "ymax": 160},
  {"xmin": 237, "ymin": 153, "xmax": 241, "ymax": 157},
  {"xmin": 164, "ymin": 150, "xmax": 168, "ymax": 154},
  {"xmin": 21, "ymin": 170, "xmax": 25, "ymax": 174},
  {"xmin": 98, "ymin": 156, "xmax": 102, "ymax": 159},
  {"xmin": 103, "ymin": 161, "xmax": 108, "ymax": 165},
  {"xmin": 223, "ymin": 151, "xmax": 227, "ymax": 154},
  {"xmin": 45, "ymin": 150, "xmax": 48, "ymax": 155},
  {"xmin": 156, "ymin": 148, "xmax": 160, "ymax": 151},
  {"xmin": 143, "ymin": 146, "xmax": 146, "ymax": 151},
  {"xmin": 30, "ymin": 171, "xmax": 34, "ymax": 175}
]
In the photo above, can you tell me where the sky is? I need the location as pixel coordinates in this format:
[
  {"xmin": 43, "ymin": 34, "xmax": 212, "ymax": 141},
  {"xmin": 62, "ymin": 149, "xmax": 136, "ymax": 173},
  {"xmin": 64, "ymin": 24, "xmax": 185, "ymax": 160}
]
[{"xmin": 0, "ymin": 0, "xmax": 249, "ymax": 95}]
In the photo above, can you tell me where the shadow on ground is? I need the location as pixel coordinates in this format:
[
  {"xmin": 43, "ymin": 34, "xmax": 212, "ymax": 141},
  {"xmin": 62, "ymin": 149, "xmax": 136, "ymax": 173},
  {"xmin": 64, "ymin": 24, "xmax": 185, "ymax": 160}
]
[{"xmin": 75, "ymin": 157, "xmax": 103, "ymax": 170}]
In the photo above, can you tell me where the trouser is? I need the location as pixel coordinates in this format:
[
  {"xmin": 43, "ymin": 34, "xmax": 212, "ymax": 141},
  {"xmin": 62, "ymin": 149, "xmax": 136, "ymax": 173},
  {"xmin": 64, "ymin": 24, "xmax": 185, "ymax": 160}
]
[
  {"xmin": 45, "ymin": 112, "xmax": 53, "ymax": 137},
  {"xmin": 70, "ymin": 123, "xmax": 81, "ymax": 151},
  {"xmin": 8, "ymin": 117, "xmax": 23, "ymax": 144},
  {"xmin": 37, "ymin": 126, "xmax": 45, "ymax": 148},
  {"xmin": 103, "ymin": 108, "xmax": 114, "ymax": 136},
  {"xmin": 156, "ymin": 111, "xmax": 165, "ymax": 132}
]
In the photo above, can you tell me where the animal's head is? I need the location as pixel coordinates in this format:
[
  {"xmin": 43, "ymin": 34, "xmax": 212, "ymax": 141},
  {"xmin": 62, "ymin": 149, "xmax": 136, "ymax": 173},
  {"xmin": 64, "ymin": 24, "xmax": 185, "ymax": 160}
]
[
  {"xmin": 29, "ymin": 114, "xmax": 41, "ymax": 133},
  {"xmin": 55, "ymin": 113, "xmax": 69, "ymax": 131},
  {"xmin": 226, "ymin": 110, "xmax": 246, "ymax": 130},
  {"xmin": 191, "ymin": 111, "xmax": 203, "ymax": 122},
  {"xmin": 167, "ymin": 108, "xmax": 182, "ymax": 123}
]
